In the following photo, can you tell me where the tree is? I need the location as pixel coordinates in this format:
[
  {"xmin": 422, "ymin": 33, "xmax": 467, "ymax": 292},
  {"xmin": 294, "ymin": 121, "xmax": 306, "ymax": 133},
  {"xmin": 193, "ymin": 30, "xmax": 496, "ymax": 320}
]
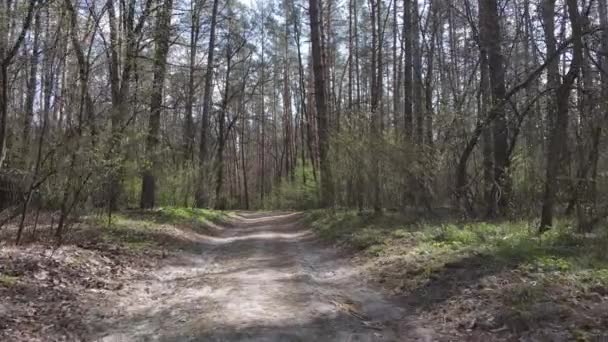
[
  {"xmin": 184, "ymin": 0, "xmax": 205, "ymax": 162},
  {"xmin": 0, "ymin": 0, "xmax": 36, "ymax": 169},
  {"xmin": 2, "ymin": 0, "xmax": 607, "ymax": 236},
  {"xmin": 540, "ymin": 0, "xmax": 584, "ymax": 231},
  {"xmin": 308, "ymin": 0, "xmax": 333, "ymax": 207},
  {"xmin": 196, "ymin": 0, "xmax": 220, "ymax": 208},
  {"xmin": 140, "ymin": 0, "xmax": 174, "ymax": 209},
  {"xmin": 106, "ymin": 0, "xmax": 153, "ymax": 211},
  {"xmin": 403, "ymin": 0, "xmax": 413, "ymax": 139},
  {"xmin": 479, "ymin": 0, "xmax": 509, "ymax": 217}
]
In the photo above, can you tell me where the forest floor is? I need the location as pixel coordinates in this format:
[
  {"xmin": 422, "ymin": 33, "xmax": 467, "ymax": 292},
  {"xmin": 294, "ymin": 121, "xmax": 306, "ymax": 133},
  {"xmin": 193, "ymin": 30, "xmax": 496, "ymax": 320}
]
[
  {"xmin": 305, "ymin": 210, "xmax": 608, "ymax": 341},
  {"xmin": 1, "ymin": 209, "xmax": 607, "ymax": 341},
  {"xmin": 1, "ymin": 209, "xmax": 429, "ymax": 341}
]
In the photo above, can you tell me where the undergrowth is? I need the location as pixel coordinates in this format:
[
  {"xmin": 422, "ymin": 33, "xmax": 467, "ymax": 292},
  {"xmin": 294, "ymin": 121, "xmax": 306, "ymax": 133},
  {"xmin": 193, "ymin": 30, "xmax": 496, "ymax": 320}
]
[
  {"xmin": 85, "ymin": 207, "xmax": 231, "ymax": 252},
  {"xmin": 305, "ymin": 209, "xmax": 608, "ymax": 297},
  {"xmin": 264, "ymin": 164, "xmax": 319, "ymax": 210}
]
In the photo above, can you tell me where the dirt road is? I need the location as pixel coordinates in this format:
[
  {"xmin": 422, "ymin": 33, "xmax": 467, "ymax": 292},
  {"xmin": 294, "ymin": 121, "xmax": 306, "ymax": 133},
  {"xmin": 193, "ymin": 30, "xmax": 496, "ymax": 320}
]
[{"xmin": 91, "ymin": 212, "xmax": 429, "ymax": 341}]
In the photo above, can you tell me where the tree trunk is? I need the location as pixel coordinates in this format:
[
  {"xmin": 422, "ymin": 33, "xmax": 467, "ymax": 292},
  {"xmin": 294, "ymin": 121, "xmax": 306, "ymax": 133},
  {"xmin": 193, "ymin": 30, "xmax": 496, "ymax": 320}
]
[
  {"xmin": 196, "ymin": 0, "xmax": 219, "ymax": 208},
  {"xmin": 282, "ymin": 0, "xmax": 294, "ymax": 181},
  {"xmin": 308, "ymin": 0, "xmax": 334, "ymax": 207},
  {"xmin": 184, "ymin": 0, "xmax": 201, "ymax": 162},
  {"xmin": 22, "ymin": 11, "xmax": 40, "ymax": 168},
  {"xmin": 540, "ymin": 0, "xmax": 583, "ymax": 231},
  {"xmin": 0, "ymin": 0, "xmax": 36, "ymax": 169},
  {"xmin": 214, "ymin": 4, "xmax": 234, "ymax": 210},
  {"xmin": 106, "ymin": 0, "xmax": 153, "ymax": 211},
  {"xmin": 541, "ymin": 0, "xmax": 559, "ymax": 137},
  {"xmin": 479, "ymin": 0, "xmax": 509, "ymax": 217},
  {"xmin": 480, "ymin": 52, "xmax": 493, "ymax": 217},
  {"xmin": 424, "ymin": 0, "xmax": 437, "ymax": 146},
  {"xmin": 392, "ymin": 0, "xmax": 399, "ymax": 128},
  {"xmin": 141, "ymin": 0, "xmax": 173, "ymax": 209},
  {"xmin": 412, "ymin": 0, "xmax": 423, "ymax": 145},
  {"xmin": 403, "ymin": 0, "xmax": 413, "ymax": 139}
]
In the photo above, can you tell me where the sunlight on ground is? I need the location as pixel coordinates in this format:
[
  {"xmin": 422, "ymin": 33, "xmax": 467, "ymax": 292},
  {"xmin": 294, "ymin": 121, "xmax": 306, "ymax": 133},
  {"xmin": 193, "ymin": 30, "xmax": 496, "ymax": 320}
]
[{"xmin": 95, "ymin": 212, "xmax": 394, "ymax": 341}]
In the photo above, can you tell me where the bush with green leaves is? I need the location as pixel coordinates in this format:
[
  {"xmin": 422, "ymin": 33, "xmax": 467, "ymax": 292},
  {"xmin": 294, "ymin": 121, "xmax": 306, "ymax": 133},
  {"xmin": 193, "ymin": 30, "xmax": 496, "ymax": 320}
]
[{"xmin": 265, "ymin": 163, "xmax": 318, "ymax": 210}]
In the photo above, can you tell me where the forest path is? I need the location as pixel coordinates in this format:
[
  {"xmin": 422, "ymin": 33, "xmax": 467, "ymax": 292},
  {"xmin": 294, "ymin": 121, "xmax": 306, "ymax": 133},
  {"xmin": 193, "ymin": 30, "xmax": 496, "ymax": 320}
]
[{"xmin": 90, "ymin": 211, "xmax": 430, "ymax": 341}]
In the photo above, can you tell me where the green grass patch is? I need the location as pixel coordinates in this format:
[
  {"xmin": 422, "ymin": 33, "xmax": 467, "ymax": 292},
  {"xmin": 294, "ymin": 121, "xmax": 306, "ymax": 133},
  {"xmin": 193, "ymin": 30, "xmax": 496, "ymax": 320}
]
[
  {"xmin": 130, "ymin": 207, "xmax": 231, "ymax": 227},
  {"xmin": 306, "ymin": 210, "xmax": 608, "ymax": 337},
  {"xmin": 305, "ymin": 210, "xmax": 608, "ymax": 286},
  {"xmin": 265, "ymin": 164, "xmax": 319, "ymax": 210},
  {"xmin": 87, "ymin": 207, "xmax": 230, "ymax": 251},
  {"xmin": 305, "ymin": 210, "xmax": 415, "ymax": 249},
  {"xmin": 96, "ymin": 215, "xmax": 163, "ymax": 251}
]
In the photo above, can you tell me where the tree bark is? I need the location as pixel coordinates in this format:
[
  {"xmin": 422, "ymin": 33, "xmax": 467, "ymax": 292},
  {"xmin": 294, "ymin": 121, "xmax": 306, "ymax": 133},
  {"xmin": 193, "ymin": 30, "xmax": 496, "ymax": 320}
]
[
  {"xmin": 184, "ymin": 0, "xmax": 202, "ymax": 162},
  {"xmin": 540, "ymin": 0, "xmax": 583, "ymax": 231},
  {"xmin": 141, "ymin": 0, "xmax": 173, "ymax": 209},
  {"xmin": 0, "ymin": 0, "xmax": 36, "ymax": 169},
  {"xmin": 412, "ymin": 0, "xmax": 423, "ymax": 145},
  {"xmin": 196, "ymin": 0, "xmax": 220, "ymax": 208},
  {"xmin": 22, "ymin": 10, "xmax": 40, "ymax": 168},
  {"xmin": 403, "ymin": 0, "xmax": 413, "ymax": 139},
  {"xmin": 308, "ymin": 0, "xmax": 334, "ymax": 207},
  {"xmin": 479, "ymin": 0, "xmax": 509, "ymax": 217}
]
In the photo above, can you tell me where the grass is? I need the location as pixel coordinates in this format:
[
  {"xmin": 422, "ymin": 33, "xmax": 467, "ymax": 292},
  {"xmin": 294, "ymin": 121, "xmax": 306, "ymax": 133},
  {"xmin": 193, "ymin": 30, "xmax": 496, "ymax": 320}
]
[
  {"xmin": 84, "ymin": 207, "xmax": 231, "ymax": 252},
  {"xmin": 305, "ymin": 210, "xmax": 416, "ymax": 249},
  {"xmin": 305, "ymin": 209, "xmax": 608, "ymax": 320},
  {"xmin": 305, "ymin": 209, "xmax": 608, "ymax": 339},
  {"xmin": 124, "ymin": 207, "xmax": 231, "ymax": 227},
  {"xmin": 156, "ymin": 206, "xmax": 230, "ymax": 222}
]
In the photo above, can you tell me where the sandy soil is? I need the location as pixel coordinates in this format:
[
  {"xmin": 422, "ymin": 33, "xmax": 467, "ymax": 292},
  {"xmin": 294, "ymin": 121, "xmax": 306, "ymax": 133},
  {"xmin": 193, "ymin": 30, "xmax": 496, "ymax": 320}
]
[{"xmin": 88, "ymin": 212, "xmax": 430, "ymax": 341}]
